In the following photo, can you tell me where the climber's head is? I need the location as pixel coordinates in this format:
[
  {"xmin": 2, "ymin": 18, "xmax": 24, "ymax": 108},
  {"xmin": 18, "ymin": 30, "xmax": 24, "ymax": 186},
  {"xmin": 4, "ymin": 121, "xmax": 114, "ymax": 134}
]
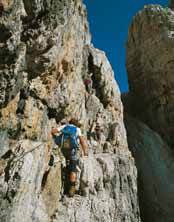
[{"xmin": 69, "ymin": 118, "xmax": 82, "ymax": 127}]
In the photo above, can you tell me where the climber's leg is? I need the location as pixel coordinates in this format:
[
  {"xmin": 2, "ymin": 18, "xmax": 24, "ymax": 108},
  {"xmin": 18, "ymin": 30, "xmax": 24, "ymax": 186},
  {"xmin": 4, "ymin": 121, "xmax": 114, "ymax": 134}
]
[
  {"xmin": 62, "ymin": 160, "xmax": 69, "ymax": 195},
  {"xmin": 68, "ymin": 160, "xmax": 77, "ymax": 197}
]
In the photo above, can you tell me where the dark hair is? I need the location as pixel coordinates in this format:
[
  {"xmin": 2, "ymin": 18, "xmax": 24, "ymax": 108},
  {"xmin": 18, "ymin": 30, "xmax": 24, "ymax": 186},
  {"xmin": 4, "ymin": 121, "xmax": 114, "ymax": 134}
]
[{"xmin": 69, "ymin": 118, "xmax": 82, "ymax": 127}]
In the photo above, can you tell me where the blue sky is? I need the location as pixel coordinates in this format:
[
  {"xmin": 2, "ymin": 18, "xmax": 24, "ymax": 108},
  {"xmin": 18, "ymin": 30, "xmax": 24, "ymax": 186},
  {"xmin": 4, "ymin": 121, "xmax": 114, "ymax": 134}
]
[{"xmin": 83, "ymin": 0, "xmax": 168, "ymax": 92}]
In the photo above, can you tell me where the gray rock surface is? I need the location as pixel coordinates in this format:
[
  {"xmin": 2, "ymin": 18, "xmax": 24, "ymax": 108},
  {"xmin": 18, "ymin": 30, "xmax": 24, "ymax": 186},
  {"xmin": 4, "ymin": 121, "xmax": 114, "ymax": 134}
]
[
  {"xmin": 126, "ymin": 5, "xmax": 174, "ymax": 146},
  {"xmin": 124, "ymin": 4, "xmax": 174, "ymax": 222},
  {"xmin": 125, "ymin": 115, "xmax": 174, "ymax": 222},
  {"xmin": 53, "ymin": 151, "xmax": 138, "ymax": 222},
  {"xmin": 0, "ymin": 0, "xmax": 141, "ymax": 221}
]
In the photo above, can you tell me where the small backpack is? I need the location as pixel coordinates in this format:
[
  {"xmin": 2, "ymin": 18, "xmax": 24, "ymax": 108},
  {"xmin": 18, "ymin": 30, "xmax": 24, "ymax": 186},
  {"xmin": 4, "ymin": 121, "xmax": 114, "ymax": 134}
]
[{"xmin": 54, "ymin": 124, "xmax": 79, "ymax": 152}]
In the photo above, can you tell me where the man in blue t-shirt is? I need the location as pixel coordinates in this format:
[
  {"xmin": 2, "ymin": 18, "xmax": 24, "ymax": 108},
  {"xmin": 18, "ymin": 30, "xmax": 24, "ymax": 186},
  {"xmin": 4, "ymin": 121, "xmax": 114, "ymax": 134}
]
[{"xmin": 51, "ymin": 118, "xmax": 88, "ymax": 197}]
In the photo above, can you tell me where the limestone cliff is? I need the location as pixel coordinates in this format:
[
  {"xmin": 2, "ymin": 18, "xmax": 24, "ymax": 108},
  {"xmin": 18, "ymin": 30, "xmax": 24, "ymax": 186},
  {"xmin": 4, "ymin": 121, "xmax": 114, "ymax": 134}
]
[
  {"xmin": 0, "ymin": 1, "xmax": 141, "ymax": 222},
  {"xmin": 124, "ymin": 3, "xmax": 174, "ymax": 222},
  {"xmin": 125, "ymin": 4, "xmax": 174, "ymax": 147},
  {"xmin": 125, "ymin": 115, "xmax": 174, "ymax": 222}
]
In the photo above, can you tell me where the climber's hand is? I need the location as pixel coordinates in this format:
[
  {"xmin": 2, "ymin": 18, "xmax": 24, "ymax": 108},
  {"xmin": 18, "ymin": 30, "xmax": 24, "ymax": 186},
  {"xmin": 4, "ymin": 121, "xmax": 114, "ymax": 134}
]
[
  {"xmin": 82, "ymin": 154, "xmax": 88, "ymax": 161},
  {"xmin": 82, "ymin": 151, "xmax": 88, "ymax": 157}
]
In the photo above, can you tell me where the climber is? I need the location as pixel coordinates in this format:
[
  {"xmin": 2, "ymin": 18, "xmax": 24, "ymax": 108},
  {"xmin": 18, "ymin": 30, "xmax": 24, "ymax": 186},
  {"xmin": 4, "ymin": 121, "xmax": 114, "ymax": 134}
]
[
  {"xmin": 90, "ymin": 110, "xmax": 105, "ymax": 143},
  {"xmin": 110, "ymin": 122, "xmax": 120, "ymax": 146},
  {"xmin": 94, "ymin": 122, "xmax": 102, "ymax": 141},
  {"xmin": 51, "ymin": 118, "xmax": 88, "ymax": 197},
  {"xmin": 90, "ymin": 120, "xmax": 104, "ymax": 143},
  {"xmin": 84, "ymin": 73, "xmax": 93, "ymax": 94}
]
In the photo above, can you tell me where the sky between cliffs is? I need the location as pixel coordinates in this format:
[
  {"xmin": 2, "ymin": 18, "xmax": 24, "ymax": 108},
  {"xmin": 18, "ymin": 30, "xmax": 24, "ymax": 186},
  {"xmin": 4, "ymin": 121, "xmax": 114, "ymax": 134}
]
[{"xmin": 84, "ymin": 0, "xmax": 168, "ymax": 92}]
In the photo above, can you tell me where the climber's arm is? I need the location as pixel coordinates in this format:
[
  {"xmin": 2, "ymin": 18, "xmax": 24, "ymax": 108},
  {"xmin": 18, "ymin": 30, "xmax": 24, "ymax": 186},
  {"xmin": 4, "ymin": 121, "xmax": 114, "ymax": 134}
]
[
  {"xmin": 51, "ymin": 128, "xmax": 59, "ymax": 136},
  {"xmin": 51, "ymin": 125, "xmax": 65, "ymax": 136},
  {"xmin": 79, "ymin": 136, "xmax": 88, "ymax": 156}
]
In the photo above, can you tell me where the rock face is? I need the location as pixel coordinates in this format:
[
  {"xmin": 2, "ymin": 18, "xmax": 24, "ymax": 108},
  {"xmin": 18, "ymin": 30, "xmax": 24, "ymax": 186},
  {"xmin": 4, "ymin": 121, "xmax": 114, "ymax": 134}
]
[
  {"xmin": 126, "ymin": 5, "xmax": 174, "ymax": 147},
  {"xmin": 0, "ymin": 1, "xmax": 141, "ymax": 222},
  {"xmin": 125, "ymin": 115, "xmax": 174, "ymax": 222},
  {"xmin": 124, "ymin": 3, "xmax": 174, "ymax": 222}
]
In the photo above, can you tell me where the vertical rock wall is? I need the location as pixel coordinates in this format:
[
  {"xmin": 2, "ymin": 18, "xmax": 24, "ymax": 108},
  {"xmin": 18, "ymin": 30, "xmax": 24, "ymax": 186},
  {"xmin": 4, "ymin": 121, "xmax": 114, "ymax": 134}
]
[
  {"xmin": 0, "ymin": 0, "xmax": 141, "ymax": 221},
  {"xmin": 125, "ymin": 115, "xmax": 174, "ymax": 222},
  {"xmin": 126, "ymin": 5, "xmax": 174, "ymax": 147},
  {"xmin": 124, "ymin": 3, "xmax": 174, "ymax": 222}
]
